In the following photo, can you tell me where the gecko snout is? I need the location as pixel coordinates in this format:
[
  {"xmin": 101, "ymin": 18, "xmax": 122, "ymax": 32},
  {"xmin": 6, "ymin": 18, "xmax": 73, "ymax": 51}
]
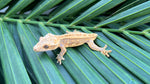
[
  {"xmin": 33, "ymin": 48, "xmax": 37, "ymax": 51},
  {"xmin": 33, "ymin": 46, "xmax": 38, "ymax": 51}
]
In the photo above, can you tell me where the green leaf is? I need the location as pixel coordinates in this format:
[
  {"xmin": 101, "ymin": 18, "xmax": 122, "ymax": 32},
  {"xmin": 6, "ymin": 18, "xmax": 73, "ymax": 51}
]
[
  {"xmin": 144, "ymin": 33, "xmax": 150, "ymax": 39},
  {"xmin": 95, "ymin": 1, "xmax": 150, "ymax": 27},
  {"xmin": 81, "ymin": 28, "xmax": 148, "ymax": 83},
  {"xmin": 74, "ymin": 28, "xmax": 142, "ymax": 83},
  {"xmin": 123, "ymin": 31, "xmax": 150, "ymax": 52},
  {"xmin": 48, "ymin": 0, "xmax": 72, "ymax": 18},
  {"xmin": 101, "ymin": 31, "xmax": 150, "ymax": 83},
  {"xmin": 119, "ymin": 14, "xmax": 150, "ymax": 30},
  {"xmin": 0, "ymin": 0, "xmax": 11, "ymax": 9},
  {"xmin": 26, "ymin": 0, "xmax": 62, "ymax": 20},
  {"xmin": 4, "ymin": 0, "xmax": 34, "ymax": 17},
  {"xmin": 48, "ymin": 0, "xmax": 96, "ymax": 22},
  {"xmin": 0, "ymin": 21, "xmax": 31, "ymax": 84},
  {"xmin": 17, "ymin": 22, "xmax": 66, "ymax": 84},
  {"xmin": 102, "ymin": 30, "xmax": 150, "ymax": 66},
  {"xmin": 0, "ymin": 1, "xmax": 150, "ymax": 83},
  {"xmin": 71, "ymin": 0, "xmax": 125, "ymax": 25},
  {"xmin": 110, "ymin": 0, "xmax": 147, "ymax": 15}
]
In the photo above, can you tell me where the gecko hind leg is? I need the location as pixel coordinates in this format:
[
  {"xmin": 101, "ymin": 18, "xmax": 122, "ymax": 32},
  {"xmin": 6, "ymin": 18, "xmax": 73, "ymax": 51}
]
[
  {"xmin": 87, "ymin": 40, "xmax": 112, "ymax": 57},
  {"xmin": 56, "ymin": 44, "xmax": 66, "ymax": 65}
]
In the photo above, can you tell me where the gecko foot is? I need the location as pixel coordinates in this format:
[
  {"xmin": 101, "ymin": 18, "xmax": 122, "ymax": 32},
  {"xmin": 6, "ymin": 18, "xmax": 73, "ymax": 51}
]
[
  {"xmin": 56, "ymin": 54, "xmax": 65, "ymax": 65},
  {"xmin": 101, "ymin": 45, "xmax": 112, "ymax": 57}
]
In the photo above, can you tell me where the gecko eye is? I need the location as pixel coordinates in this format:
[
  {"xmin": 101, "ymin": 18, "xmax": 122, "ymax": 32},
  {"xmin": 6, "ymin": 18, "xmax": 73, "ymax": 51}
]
[{"xmin": 43, "ymin": 45, "xmax": 49, "ymax": 49}]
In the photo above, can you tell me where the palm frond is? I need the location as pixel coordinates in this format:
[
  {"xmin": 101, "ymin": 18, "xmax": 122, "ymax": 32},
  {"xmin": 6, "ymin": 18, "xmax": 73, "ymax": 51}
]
[{"xmin": 0, "ymin": 0, "xmax": 150, "ymax": 84}]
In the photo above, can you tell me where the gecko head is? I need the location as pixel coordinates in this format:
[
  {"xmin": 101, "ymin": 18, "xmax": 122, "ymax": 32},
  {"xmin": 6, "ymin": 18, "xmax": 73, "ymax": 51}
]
[{"xmin": 33, "ymin": 33, "xmax": 59, "ymax": 52}]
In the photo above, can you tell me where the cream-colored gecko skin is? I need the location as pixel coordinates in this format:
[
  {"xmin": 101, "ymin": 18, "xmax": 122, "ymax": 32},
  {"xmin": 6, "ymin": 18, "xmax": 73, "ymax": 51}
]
[{"xmin": 33, "ymin": 30, "xmax": 112, "ymax": 65}]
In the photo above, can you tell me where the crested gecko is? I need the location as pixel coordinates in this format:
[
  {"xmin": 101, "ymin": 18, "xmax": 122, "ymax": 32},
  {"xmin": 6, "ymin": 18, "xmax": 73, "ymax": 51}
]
[{"xmin": 33, "ymin": 30, "xmax": 112, "ymax": 65}]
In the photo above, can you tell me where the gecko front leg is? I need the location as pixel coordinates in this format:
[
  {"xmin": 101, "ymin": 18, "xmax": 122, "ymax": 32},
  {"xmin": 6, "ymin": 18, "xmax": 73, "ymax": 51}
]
[
  {"xmin": 56, "ymin": 44, "xmax": 66, "ymax": 65},
  {"xmin": 87, "ymin": 40, "xmax": 112, "ymax": 57}
]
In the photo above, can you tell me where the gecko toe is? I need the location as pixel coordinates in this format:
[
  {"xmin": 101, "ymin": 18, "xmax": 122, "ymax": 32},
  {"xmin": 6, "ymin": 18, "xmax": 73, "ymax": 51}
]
[
  {"xmin": 105, "ymin": 52, "xmax": 110, "ymax": 57},
  {"xmin": 62, "ymin": 57, "xmax": 65, "ymax": 60},
  {"xmin": 101, "ymin": 51, "xmax": 105, "ymax": 56},
  {"xmin": 101, "ymin": 49, "xmax": 111, "ymax": 57},
  {"xmin": 108, "ymin": 50, "xmax": 112, "ymax": 53},
  {"xmin": 103, "ymin": 45, "xmax": 107, "ymax": 49},
  {"xmin": 57, "ymin": 59, "xmax": 62, "ymax": 65},
  {"xmin": 59, "ymin": 61, "xmax": 62, "ymax": 65}
]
